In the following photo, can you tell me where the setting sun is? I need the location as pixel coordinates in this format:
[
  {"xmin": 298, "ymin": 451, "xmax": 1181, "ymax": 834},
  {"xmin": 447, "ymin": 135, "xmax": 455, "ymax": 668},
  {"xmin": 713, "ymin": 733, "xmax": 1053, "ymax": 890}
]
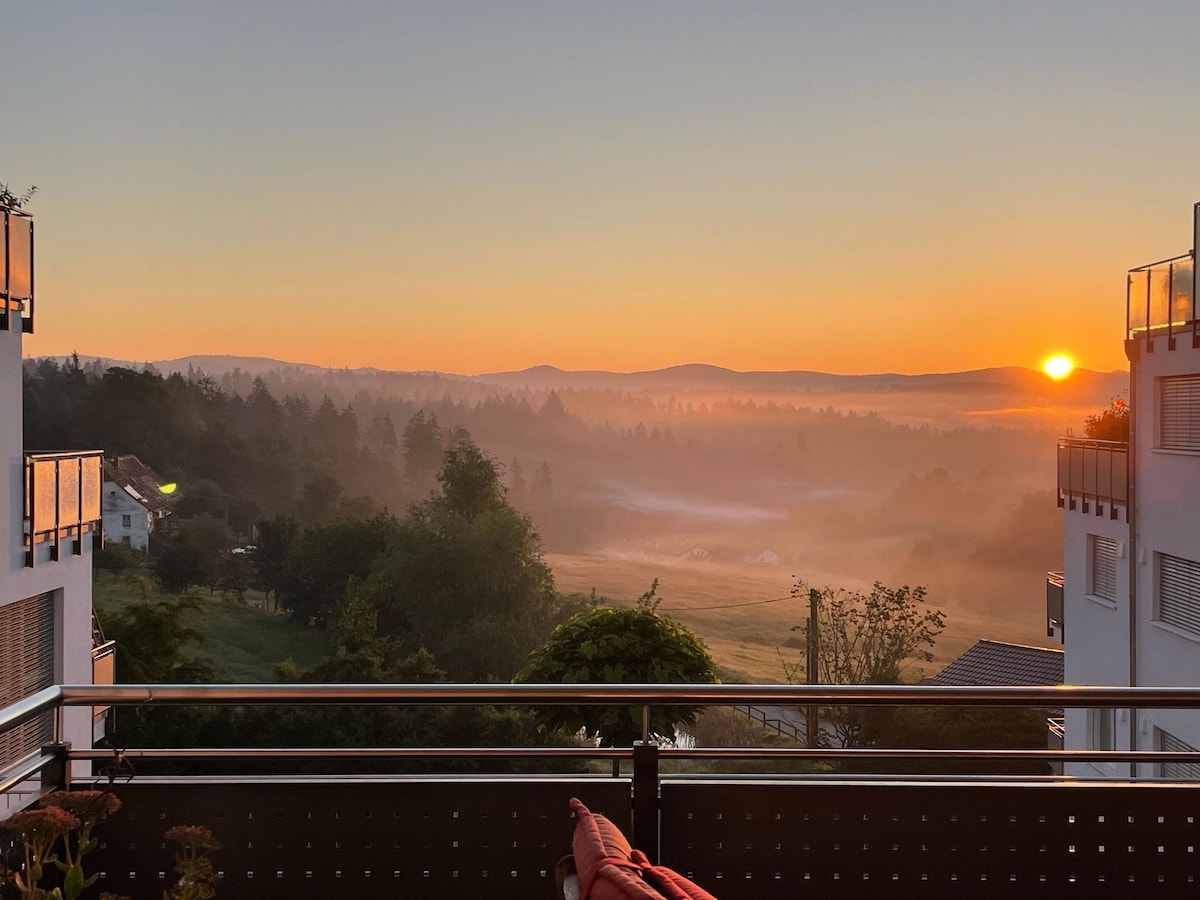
[{"xmin": 1043, "ymin": 355, "xmax": 1075, "ymax": 380}]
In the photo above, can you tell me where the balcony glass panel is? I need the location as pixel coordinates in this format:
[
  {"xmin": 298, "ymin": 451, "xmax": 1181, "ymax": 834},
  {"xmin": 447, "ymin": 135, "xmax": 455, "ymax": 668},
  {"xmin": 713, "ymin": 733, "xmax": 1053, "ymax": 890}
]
[
  {"xmin": 57, "ymin": 460, "xmax": 79, "ymax": 528},
  {"xmin": 6, "ymin": 212, "xmax": 32, "ymax": 301},
  {"xmin": 31, "ymin": 459, "xmax": 58, "ymax": 533},
  {"xmin": 1172, "ymin": 255, "xmax": 1194, "ymax": 327},
  {"xmin": 81, "ymin": 455, "xmax": 101, "ymax": 521},
  {"xmin": 24, "ymin": 452, "xmax": 105, "ymax": 558},
  {"xmin": 1057, "ymin": 438, "xmax": 1128, "ymax": 507},
  {"xmin": 1127, "ymin": 269, "xmax": 1148, "ymax": 332},
  {"xmin": 1127, "ymin": 253, "xmax": 1194, "ymax": 338},
  {"xmin": 1149, "ymin": 264, "xmax": 1171, "ymax": 329}
]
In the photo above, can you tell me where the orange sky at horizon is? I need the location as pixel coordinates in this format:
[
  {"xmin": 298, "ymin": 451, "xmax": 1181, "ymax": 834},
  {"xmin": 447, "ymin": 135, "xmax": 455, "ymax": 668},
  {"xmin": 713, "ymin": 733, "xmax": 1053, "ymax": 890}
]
[
  {"xmin": 22, "ymin": 214, "xmax": 1140, "ymax": 376},
  {"xmin": 10, "ymin": 4, "xmax": 1195, "ymax": 378}
]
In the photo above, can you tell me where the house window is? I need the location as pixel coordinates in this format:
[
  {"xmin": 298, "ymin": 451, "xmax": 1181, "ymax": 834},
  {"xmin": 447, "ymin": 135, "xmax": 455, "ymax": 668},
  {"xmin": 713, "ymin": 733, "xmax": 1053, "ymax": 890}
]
[
  {"xmin": 0, "ymin": 593, "xmax": 54, "ymax": 769},
  {"xmin": 121, "ymin": 514, "xmax": 132, "ymax": 528},
  {"xmin": 1159, "ymin": 374, "xmax": 1200, "ymax": 450},
  {"xmin": 1157, "ymin": 553, "xmax": 1200, "ymax": 635},
  {"xmin": 1089, "ymin": 708, "xmax": 1114, "ymax": 752},
  {"xmin": 1088, "ymin": 535, "xmax": 1118, "ymax": 601},
  {"xmin": 1158, "ymin": 729, "xmax": 1200, "ymax": 780}
]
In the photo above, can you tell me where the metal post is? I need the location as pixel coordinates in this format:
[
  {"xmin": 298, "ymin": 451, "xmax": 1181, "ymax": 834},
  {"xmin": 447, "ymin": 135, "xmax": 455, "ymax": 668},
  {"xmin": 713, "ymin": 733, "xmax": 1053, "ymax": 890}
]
[
  {"xmin": 806, "ymin": 588, "xmax": 820, "ymax": 748},
  {"xmin": 1146, "ymin": 271, "xmax": 1153, "ymax": 350},
  {"xmin": 632, "ymin": 741, "xmax": 659, "ymax": 862},
  {"xmin": 42, "ymin": 742, "xmax": 71, "ymax": 792},
  {"xmin": 1, "ymin": 211, "xmax": 8, "ymax": 332},
  {"xmin": 24, "ymin": 216, "xmax": 33, "ymax": 334}
]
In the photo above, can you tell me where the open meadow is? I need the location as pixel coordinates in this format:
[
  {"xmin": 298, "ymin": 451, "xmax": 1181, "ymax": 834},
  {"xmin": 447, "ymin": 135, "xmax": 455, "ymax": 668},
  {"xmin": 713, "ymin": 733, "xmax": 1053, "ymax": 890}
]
[
  {"xmin": 92, "ymin": 580, "xmax": 332, "ymax": 682},
  {"xmin": 547, "ymin": 551, "xmax": 1055, "ymax": 683}
]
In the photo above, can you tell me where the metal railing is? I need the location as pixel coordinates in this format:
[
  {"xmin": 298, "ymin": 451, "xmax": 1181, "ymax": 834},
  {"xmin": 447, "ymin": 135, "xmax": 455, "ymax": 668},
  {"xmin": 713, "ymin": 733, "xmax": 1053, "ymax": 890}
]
[
  {"xmin": 5, "ymin": 682, "xmax": 1200, "ymax": 770},
  {"xmin": 735, "ymin": 703, "xmax": 804, "ymax": 741},
  {"xmin": 1046, "ymin": 571, "xmax": 1064, "ymax": 641},
  {"xmin": 22, "ymin": 450, "xmax": 104, "ymax": 567},
  {"xmin": 89, "ymin": 642, "xmax": 116, "ymax": 726},
  {"xmin": 1056, "ymin": 437, "xmax": 1128, "ymax": 518},
  {"xmin": 5, "ymin": 684, "xmax": 1200, "ymax": 899},
  {"xmin": 1127, "ymin": 251, "xmax": 1195, "ymax": 345},
  {"xmin": 0, "ymin": 206, "xmax": 34, "ymax": 333}
]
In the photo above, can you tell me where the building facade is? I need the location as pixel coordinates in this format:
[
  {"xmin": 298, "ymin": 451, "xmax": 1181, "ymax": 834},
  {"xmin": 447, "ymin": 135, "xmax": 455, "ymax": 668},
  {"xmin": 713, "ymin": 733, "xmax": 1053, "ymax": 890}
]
[
  {"xmin": 1056, "ymin": 201, "xmax": 1200, "ymax": 778},
  {"xmin": 102, "ymin": 454, "xmax": 174, "ymax": 551},
  {"xmin": 1, "ymin": 204, "xmax": 104, "ymax": 808}
]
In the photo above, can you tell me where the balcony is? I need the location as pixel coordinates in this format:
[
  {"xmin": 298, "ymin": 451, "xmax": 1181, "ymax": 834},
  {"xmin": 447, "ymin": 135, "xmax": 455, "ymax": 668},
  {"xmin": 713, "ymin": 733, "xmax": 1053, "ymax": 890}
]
[
  {"xmin": 23, "ymin": 451, "xmax": 104, "ymax": 567},
  {"xmin": 1056, "ymin": 438, "xmax": 1128, "ymax": 520},
  {"xmin": 90, "ymin": 613, "xmax": 115, "ymax": 729},
  {"xmin": 1126, "ymin": 252, "xmax": 1195, "ymax": 349},
  {"xmin": 0, "ymin": 206, "xmax": 34, "ymax": 333},
  {"xmin": 1046, "ymin": 571, "xmax": 1064, "ymax": 642},
  {"xmin": 4, "ymin": 684, "xmax": 1200, "ymax": 899}
]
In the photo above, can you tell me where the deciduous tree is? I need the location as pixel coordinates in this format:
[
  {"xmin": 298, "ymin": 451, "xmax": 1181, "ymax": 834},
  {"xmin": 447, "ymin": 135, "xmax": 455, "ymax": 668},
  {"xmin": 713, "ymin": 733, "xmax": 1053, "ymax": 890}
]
[
  {"xmin": 515, "ymin": 583, "xmax": 719, "ymax": 746},
  {"xmin": 781, "ymin": 580, "xmax": 944, "ymax": 747}
]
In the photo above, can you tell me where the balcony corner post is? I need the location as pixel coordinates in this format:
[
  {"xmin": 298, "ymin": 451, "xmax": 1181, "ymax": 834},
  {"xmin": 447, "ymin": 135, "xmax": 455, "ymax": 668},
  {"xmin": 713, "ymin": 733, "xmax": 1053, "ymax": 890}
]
[
  {"xmin": 41, "ymin": 741, "xmax": 72, "ymax": 793},
  {"xmin": 632, "ymin": 741, "xmax": 660, "ymax": 863}
]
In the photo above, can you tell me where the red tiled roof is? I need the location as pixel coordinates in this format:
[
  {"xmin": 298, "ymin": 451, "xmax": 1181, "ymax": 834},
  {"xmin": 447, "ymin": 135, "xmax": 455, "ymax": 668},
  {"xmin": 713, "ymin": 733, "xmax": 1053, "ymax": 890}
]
[{"xmin": 102, "ymin": 455, "xmax": 176, "ymax": 514}]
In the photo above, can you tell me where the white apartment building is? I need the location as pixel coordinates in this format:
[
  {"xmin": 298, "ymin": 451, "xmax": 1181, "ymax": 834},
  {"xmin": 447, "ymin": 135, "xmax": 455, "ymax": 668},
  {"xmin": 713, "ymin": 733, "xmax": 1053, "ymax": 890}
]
[
  {"xmin": 1, "ymin": 204, "xmax": 106, "ymax": 807},
  {"xmin": 1054, "ymin": 200, "xmax": 1200, "ymax": 778}
]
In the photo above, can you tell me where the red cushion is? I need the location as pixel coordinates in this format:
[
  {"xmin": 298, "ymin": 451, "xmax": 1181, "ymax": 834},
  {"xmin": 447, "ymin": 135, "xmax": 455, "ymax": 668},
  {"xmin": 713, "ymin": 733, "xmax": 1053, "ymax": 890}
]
[{"xmin": 569, "ymin": 798, "xmax": 718, "ymax": 900}]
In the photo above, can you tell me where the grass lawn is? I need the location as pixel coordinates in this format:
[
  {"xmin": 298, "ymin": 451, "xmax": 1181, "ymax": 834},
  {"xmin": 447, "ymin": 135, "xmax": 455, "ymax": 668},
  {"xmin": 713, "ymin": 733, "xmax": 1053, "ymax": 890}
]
[
  {"xmin": 93, "ymin": 578, "xmax": 333, "ymax": 682},
  {"xmin": 547, "ymin": 553, "xmax": 1055, "ymax": 683}
]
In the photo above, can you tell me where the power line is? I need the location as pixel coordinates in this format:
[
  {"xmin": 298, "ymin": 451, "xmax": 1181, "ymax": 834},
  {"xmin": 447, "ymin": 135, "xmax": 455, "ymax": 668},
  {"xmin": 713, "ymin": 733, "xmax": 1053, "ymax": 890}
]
[{"xmin": 658, "ymin": 594, "xmax": 794, "ymax": 612}]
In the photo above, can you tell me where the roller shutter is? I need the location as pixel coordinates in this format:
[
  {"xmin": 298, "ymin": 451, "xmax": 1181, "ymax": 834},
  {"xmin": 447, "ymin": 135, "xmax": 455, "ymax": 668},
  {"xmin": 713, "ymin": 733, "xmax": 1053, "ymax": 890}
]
[
  {"xmin": 1160, "ymin": 375, "xmax": 1200, "ymax": 450},
  {"xmin": 1159, "ymin": 553, "xmax": 1200, "ymax": 635},
  {"xmin": 1160, "ymin": 730, "xmax": 1200, "ymax": 780},
  {"xmin": 0, "ymin": 593, "xmax": 55, "ymax": 770},
  {"xmin": 1089, "ymin": 535, "xmax": 1117, "ymax": 601}
]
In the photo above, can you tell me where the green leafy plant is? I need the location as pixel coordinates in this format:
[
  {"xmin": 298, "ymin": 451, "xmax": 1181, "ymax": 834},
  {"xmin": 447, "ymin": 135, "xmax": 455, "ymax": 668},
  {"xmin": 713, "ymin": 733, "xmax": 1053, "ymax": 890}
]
[
  {"xmin": 515, "ymin": 583, "xmax": 719, "ymax": 746},
  {"xmin": 1084, "ymin": 396, "xmax": 1130, "ymax": 442},
  {"xmin": 0, "ymin": 790, "xmax": 218, "ymax": 900},
  {"xmin": 41, "ymin": 791, "xmax": 122, "ymax": 900},
  {"xmin": 0, "ymin": 182, "xmax": 37, "ymax": 209},
  {"xmin": 0, "ymin": 805, "xmax": 79, "ymax": 898},
  {"xmin": 163, "ymin": 825, "xmax": 222, "ymax": 900}
]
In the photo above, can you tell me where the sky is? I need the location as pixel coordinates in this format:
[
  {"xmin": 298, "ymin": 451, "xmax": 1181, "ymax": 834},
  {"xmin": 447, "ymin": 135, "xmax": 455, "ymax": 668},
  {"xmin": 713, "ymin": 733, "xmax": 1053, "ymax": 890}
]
[{"xmin": 7, "ymin": 2, "xmax": 1199, "ymax": 375}]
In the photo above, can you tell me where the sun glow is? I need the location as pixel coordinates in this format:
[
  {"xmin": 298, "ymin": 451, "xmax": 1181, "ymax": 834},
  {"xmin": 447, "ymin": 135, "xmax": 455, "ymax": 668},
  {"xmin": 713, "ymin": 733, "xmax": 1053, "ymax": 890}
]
[{"xmin": 1043, "ymin": 355, "xmax": 1075, "ymax": 380}]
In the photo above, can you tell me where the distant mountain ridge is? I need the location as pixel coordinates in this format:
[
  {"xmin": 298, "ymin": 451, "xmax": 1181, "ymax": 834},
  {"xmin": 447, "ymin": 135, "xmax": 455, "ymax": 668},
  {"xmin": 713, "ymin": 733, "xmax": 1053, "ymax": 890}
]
[
  {"xmin": 38, "ymin": 353, "xmax": 1127, "ymax": 397},
  {"xmin": 473, "ymin": 362, "xmax": 1127, "ymax": 394}
]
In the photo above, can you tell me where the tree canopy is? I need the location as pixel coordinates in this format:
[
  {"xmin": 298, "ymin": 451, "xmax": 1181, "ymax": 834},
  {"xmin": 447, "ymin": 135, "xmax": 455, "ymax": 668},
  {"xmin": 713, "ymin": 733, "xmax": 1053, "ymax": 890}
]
[
  {"xmin": 781, "ymin": 580, "xmax": 944, "ymax": 747},
  {"xmin": 1084, "ymin": 397, "xmax": 1130, "ymax": 443},
  {"xmin": 348, "ymin": 443, "xmax": 576, "ymax": 680},
  {"xmin": 515, "ymin": 584, "xmax": 719, "ymax": 746}
]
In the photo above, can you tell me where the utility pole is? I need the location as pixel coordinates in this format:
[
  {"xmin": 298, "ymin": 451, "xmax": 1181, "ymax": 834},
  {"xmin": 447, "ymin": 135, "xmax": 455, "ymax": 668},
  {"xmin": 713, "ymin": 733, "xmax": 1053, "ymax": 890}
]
[{"xmin": 806, "ymin": 587, "xmax": 820, "ymax": 748}]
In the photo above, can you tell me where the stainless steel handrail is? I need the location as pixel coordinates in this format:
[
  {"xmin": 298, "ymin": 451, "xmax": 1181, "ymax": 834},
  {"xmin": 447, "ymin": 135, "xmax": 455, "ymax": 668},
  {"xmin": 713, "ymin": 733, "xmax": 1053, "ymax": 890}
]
[
  {"xmin": 61, "ymin": 747, "xmax": 1200, "ymax": 764},
  {"xmin": 0, "ymin": 751, "xmax": 59, "ymax": 795},
  {"xmin": 1128, "ymin": 252, "xmax": 1193, "ymax": 273},
  {"xmin": 0, "ymin": 685, "xmax": 61, "ymax": 734},
  {"xmin": 50, "ymin": 683, "xmax": 1200, "ymax": 707}
]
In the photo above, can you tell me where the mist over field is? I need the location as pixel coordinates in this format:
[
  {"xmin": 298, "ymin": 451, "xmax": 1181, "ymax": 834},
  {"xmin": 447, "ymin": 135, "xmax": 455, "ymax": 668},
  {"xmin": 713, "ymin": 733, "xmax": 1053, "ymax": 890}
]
[{"xmin": 31, "ymin": 354, "xmax": 1122, "ymax": 680}]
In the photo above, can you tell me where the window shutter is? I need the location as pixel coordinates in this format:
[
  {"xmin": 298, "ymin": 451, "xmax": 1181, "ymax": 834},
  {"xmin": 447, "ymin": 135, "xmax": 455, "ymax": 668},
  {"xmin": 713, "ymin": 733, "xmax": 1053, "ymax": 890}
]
[
  {"xmin": 1160, "ymin": 730, "xmax": 1200, "ymax": 780},
  {"xmin": 1159, "ymin": 554, "xmax": 1200, "ymax": 635},
  {"xmin": 1160, "ymin": 375, "xmax": 1200, "ymax": 450},
  {"xmin": 1089, "ymin": 536, "xmax": 1118, "ymax": 601},
  {"xmin": 0, "ymin": 593, "xmax": 55, "ymax": 769}
]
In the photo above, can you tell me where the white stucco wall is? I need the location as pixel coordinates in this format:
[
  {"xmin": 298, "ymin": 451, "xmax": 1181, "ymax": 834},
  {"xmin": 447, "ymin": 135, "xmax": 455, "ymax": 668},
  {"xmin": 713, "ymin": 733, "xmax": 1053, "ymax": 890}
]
[
  {"xmin": 1061, "ymin": 506, "xmax": 1132, "ymax": 777},
  {"xmin": 1130, "ymin": 335, "xmax": 1200, "ymax": 766},
  {"xmin": 0, "ymin": 309, "xmax": 96, "ymax": 792},
  {"xmin": 102, "ymin": 483, "xmax": 152, "ymax": 550}
]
